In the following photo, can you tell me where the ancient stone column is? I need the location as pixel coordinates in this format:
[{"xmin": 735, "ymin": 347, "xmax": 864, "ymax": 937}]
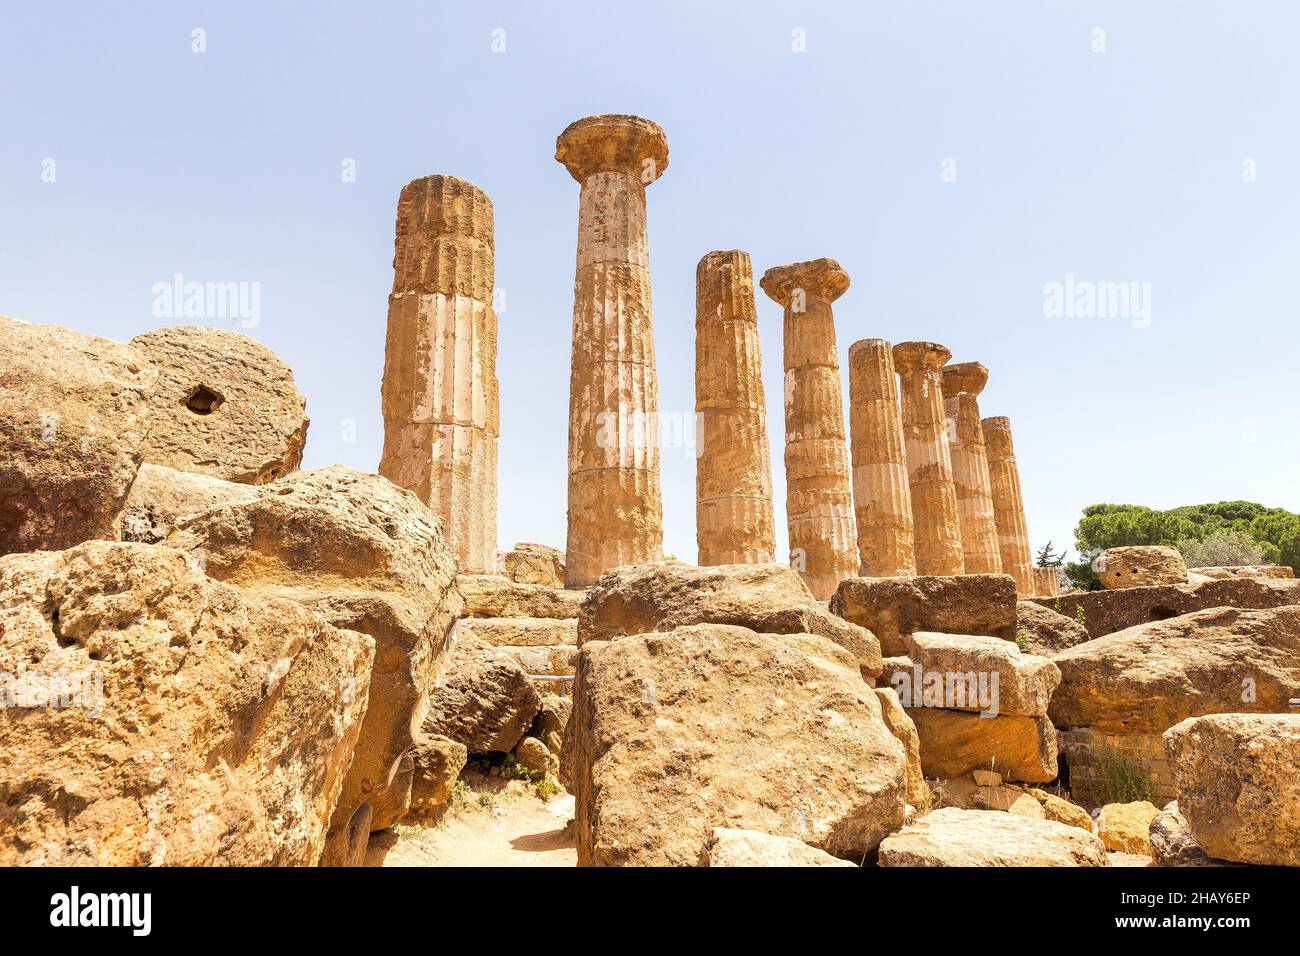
[
  {"xmin": 379, "ymin": 175, "xmax": 498, "ymax": 572},
  {"xmin": 983, "ymin": 416, "xmax": 1035, "ymax": 596},
  {"xmin": 1033, "ymin": 566, "xmax": 1061, "ymax": 597},
  {"xmin": 759, "ymin": 258, "xmax": 858, "ymax": 600},
  {"xmin": 892, "ymin": 342, "xmax": 965, "ymax": 577},
  {"xmin": 695, "ymin": 250, "xmax": 777, "ymax": 566},
  {"xmin": 556, "ymin": 115, "xmax": 668, "ymax": 587},
  {"xmin": 940, "ymin": 362, "xmax": 1002, "ymax": 575},
  {"xmin": 846, "ymin": 338, "xmax": 916, "ymax": 578}
]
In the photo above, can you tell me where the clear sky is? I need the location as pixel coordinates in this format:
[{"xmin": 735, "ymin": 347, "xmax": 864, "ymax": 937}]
[{"xmin": 4, "ymin": 1, "xmax": 1298, "ymax": 566}]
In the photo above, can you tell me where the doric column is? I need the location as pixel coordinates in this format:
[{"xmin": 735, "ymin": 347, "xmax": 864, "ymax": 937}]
[
  {"xmin": 379, "ymin": 175, "xmax": 498, "ymax": 572},
  {"xmin": 892, "ymin": 342, "xmax": 965, "ymax": 577},
  {"xmin": 759, "ymin": 258, "xmax": 858, "ymax": 600},
  {"xmin": 1033, "ymin": 566, "xmax": 1061, "ymax": 597},
  {"xmin": 982, "ymin": 416, "xmax": 1034, "ymax": 596},
  {"xmin": 556, "ymin": 115, "xmax": 667, "ymax": 587},
  {"xmin": 695, "ymin": 250, "xmax": 776, "ymax": 565},
  {"xmin": 846, "ymin": 338, "xmax": 916, "ymax": 577},
  {"xmin": 940, "ymin": 362, "xmax": 1002, "ymax": 575}
]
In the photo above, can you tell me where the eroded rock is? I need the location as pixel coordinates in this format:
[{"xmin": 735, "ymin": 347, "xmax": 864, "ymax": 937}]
[{"xmin": 878, "ymin": 808, "xmax": 1108, "ymax": 867}]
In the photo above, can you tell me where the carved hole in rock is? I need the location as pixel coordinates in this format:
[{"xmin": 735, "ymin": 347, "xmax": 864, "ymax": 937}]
[
  {"xmin": 185, "ymin": 385, "xmax": 225, "ymax": 415},
  {"xmin": 1148, "ymin": 606, "xmax": 1177, "ymax": 622}
]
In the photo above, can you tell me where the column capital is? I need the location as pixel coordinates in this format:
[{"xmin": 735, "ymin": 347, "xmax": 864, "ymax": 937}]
[
  {"xmin": 759, "ymin": 258, "xmax": 850, "ymax": 305},
  {"xmin": 555, "ymin": 114, "xmax": 669, "ymax": 184},
  {"xmin": 982, "ymin": 415, "xmax": 1015, "ymax": 457},
  {"xmin": 941, "ymin": 361, "xmax": 989, "ymax": 397},
  {"xmin": 892, "ymin": 341, "xmax": 952, "ymax": 375}
]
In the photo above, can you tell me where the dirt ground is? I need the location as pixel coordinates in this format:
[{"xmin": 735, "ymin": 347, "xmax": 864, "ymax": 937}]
[{"xmin": 365, "ymin": 771, "xmax": 577, "ymax": 867}]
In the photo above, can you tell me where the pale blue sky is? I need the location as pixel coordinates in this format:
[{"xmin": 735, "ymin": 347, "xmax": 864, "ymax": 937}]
[{"xmin": 4, "ymin": 1, "xmax": 1298, "ymax": 565}]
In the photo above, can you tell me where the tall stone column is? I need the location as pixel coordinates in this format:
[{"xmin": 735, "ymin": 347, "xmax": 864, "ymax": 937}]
[
  {"xmin": 1033, "ymin": 566, "xmax": 1061, "ymax": 597},
  {"xmin": 983, "ymin": 416, "xmax": 1034, "ymax": 596},
  {"xmin": 940, "ymin": 362, "xmax": 1002, "ymax": 575},
  {"xmin": 695, "ymin": 250, "xmax": 776, "ymax": 566},
  {"xmin": 379, "ymin": 175, "xmax": 498, "ymax": 572},
  {"xmin": 759, "ymin": 258, "xmax": 858, "ymax": 600},
  {"xmin": 556, "ymin": 114, "xmax": 667, "ymax": 587},
  {"xmin": 893, "ymin": 342, "xmax": 965, "ymax": 577},
  {"xmin": 846, "ymin": 338, "xmax": 916, "ymax": 578}
]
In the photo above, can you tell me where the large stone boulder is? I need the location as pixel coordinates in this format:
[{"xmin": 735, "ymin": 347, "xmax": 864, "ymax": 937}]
[
  {"xmin": 1016, "ymin": 600, "xmax": 1090, "ymax": 656},
  {"xmin": 705, "ymin": 828, "xmax": 857, "ymax": 867},
  {"xmin": 421, "ymin": 635, "xmax": 541, "ymax": 753},
  {"xmin": 830, "ymin": 574, "xmax": 1017, "ymax": 657},
  {"xmin": 166, "ymin": 465, "xmax": 461, "ymax": 833},
  {"xmin": 1192, "ymin": 565, "xmax": 1293, "ymax": 581},
  {"xmin": 569, "ymin": 623, "xmax": 907, "ymax": 866},
  {"xmin": 1096, "ymin": 801, "xmax": 1159, "ymax": 854},
  {"xmin": 459, "ymin": 574, "xmax": 585, "ymax": 619},
  {"xmin": 1049, "ymin": 606, "xmax": 1300, "ymax": 734},
  {"xmin": 0, "ymin": 316, "xmax": 156, "ymax": 555},
  {"xmin": 409, "ymin": 734, "xmax": 467, "ymax": 815},
  {"xmin": 1098, "ymin": 545, "xmax": 1187, "ymax": 589},
  {"xmin": 1148, "ymin": 801, "xmax": 1243, "ymax": 867},
  {"xmin": 899, "ymin": 632, "xmax": 1060, "ymax": 716},
  {"xmin": 0, "ymin": 541, "xmax": 372, "ymax": 865},
  {"xmin": 502, "ymin": 543, "xmax": 566, "ymax": 587},
  {"xmin": 115, "ymin": 463, "xmax": 259, "ymax": 543},
  {"xmin": 1163, "ymin": 713, "xmax": 1300, "ymax": 866},
  {"xmin": 577, "ymin": 562, "xmax": 881, "ymax": 676},
  {"xmin": 878, "ymin": 808, "xmax": 1108, "ymax": 867},
  {"xmin": 906, "ymin": 708, "xmax": 1058, "ymax": 783},
  {"xmin": 458, "ymin": 616, "xmax": 577, "ymax": 647},
  {"xmin": 874, "ymin": 688, "xmax": 929, "ymax": 808},
  {"xmin": 129, "ymin": 325, "xmax": 308, "ymax": 484}
]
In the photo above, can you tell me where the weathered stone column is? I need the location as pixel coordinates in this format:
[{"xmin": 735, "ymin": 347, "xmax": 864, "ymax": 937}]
[
  {"xmin": 940, "ymin": 362, "xmax": 1002, "ymax": 575},
  {"xmin": 892, "ymin": 342, "xmax": 964, "ymax": 577},
  {"xmin": 556, "ymin": 114, "xmax": 668, "ymax": 587},
  {"xmin": 983, "ymin": 415, "xmax": 1035, "ymax": 596},
  {"xmin": 759, "ymin": 258, "xmax": 858, "ymax": 600},
  {"xmin": 695, "ymin": 250, "xmax": 776, "ymax": 565},
  {"xmin": 1033, "ymin": 566, "xmax": 1061, "ymax": 597},
  {"xmin": 846, "ymin": 338, "xmax": 916, "ymax": 577},
  {"xmin": 379, "ymin": 175, "xmax": 498, "ymax": 572}
]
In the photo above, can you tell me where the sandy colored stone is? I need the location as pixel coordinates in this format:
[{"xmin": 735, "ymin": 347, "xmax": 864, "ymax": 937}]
[
  {"xmin": 830, "ymin": 573, "xmax": 1017, "ymax": 658},
  {"xmin": 1096, "ymin": 800, "xmax": 1159, "ymax": 854},
  {"xmin": 530, "ymin": 695, "xmax": 572, "ymax": 758},
  {"xmin": 875, "ymin": 687, "xmax": 929, "ymax": 808},
  {"xmin": 515, "ymin": 736, "xmax": 554, "ymax": 775},
  {"xmin": 569, "ymin": 624, "xmax": 907, "ymax": 866},
  {"xmin": 695, "ymin": 250, "xmax": 777, "ymax": 566},
  {"xmin": 457, "ymin": 616, "xmax": 577, "ymax": 647},
  {"xmin": 940, "ymin": 363, "xmax": 1001, "ymax": 575},
  {"xmin": 893, "ymin": 342, "xmax": 964, "ymax": 576},
  {"xmin": 457, "ymin": 575, "xmax": 585, "ymax": 619},
  {"xmin": 166, "ymin": 465, "xmax": 461, "ymax": 833},
  {"xmin": 1015, "ymin": 599, "xmax": 1089, "ymax": 655},
  {"xmin": 760, "ymin": 259, "xmax": 858, "ymax": 599},
  {"xmin": 130, "ymin": 325, "xmax": 308, "ymax": 484},
  {"xmin": 847, "ymin": 339, "xmax": 917, "ymax": 578},
  {"xmin": 878, "ymin": 808, "xmax": 1108, "ymax": 867},
  {"xmin": 0, "ymin": 316, "xmax": 157, "ymax": 554},
  {"xmin": 1097, "ymin": 545, "xmax": 1188, "ymax": 589},
  {"xmin": 576, "ymin": 561, "xmax": 881, "ymax": 675},
  {"xmin": 1163, "ymin": 713, "xmax": 1300, "ymax": 866},
  {"xmin": 0, "ymin": 541, "xmax": 372, "ymax": 865},
  {"xmin": 422, "ymin": 635, "xmax": 541, "ymax": 754},
  {"xmin": 981, "ymin": 416, "xmax": 1034, "ymax": 596},
  {"xmin": 1026, "ymin": 789, "xmax": 1095, "ymax": 830},
  {"xmin": 705, "ymin": 828, "xmax": 857, "ymax": 867},
  {"xmin": 115, "ymin": 463, "xmax": 259, "ymax": 544},
  {"xmin": 1148, "ymin": 801, "xmax": 1243, "ymax": 867},
  {"xmin": 502, "ymin": 543, "xmax": 565, "ymax": 587},
  {"xmin": 1032, "ymin": 566, "xmax": 1061, "ymax": 597},
  {"xmin": 900, "ymin": 631, "xmax": 1061, "ymax": 717},
  {"xmin": 1049, "ymin": 605, "xmax": 1300, "ymax": 734},
  {"xmin": 1192, "ymin": 565, "xmax": 1293, "ymax": 580},
  {"xmin": 379, "ymin": 175, "xmax": 499, "ymax": 573},
  {"xmin": 557, "ymin": 115, "xmax": 668, "ymax": 586},
  {"xmin": 907, "ymin": 707, "xmax": 1058, "ymax": 783},
  {"xmin": 500, "ymin": 644, "xmax": 577, "ymax": 677},
  {"xmin": 409, "ymin": 734, "xmax": 467, "ymax": 815}
]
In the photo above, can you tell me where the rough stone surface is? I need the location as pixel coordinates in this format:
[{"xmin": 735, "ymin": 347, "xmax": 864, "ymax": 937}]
[
  {"xmin": 577, "ymin": 561, "xmax": 881, "ymax": 675},
  {"xmin": 760, "ymin": 259, "xmax": 858, "ymax": 600},
  {"xmin": 1032, "ymin": 566, "xmax": 1062, "ymax": 597},
  {"xmin": 982, "ymin": 416, "xmax": 1034, "ymax": 596},
  {"xmin": 1027, "ymin": 789, "xmax": 1095, "ymax": 830},
  {"xmin": 1163, "ymin": 713, "xmax": 1300, "ymax": 866},
  {"xmin": 1049, "ymin": 605, "xmax": 1300, "ymax": 734},
  {"xmin": 705, "ymin": 828, "xmax": 857, "ymax": 867},
  {"xmin": 166, "ymin": 465, "xmax": 461, "ymax": 833},
  {"xmin": 1098, "ymin": 545, "xmax": 1188, "ymax": 590},
  {"xmin": 558, "ymin": 115, "xmax": 667, "ymax": 587},
  {"xmin": 569, "ymin": 623, "xmax": 907, "ymax": 866},
  {"xmin": 878, "ymin": 808, "xmax": 1108, "ymax": 867},
  {"xmin": 515, "ymin": 736, "xmax": 554, "ymax": 775},
  {"xmin": 695, "ymin": 250, "xmax": 777, "ymax": 566},
  {"xmin": 131, "ymin": 325, "xmax": 308, "ymax": 485},
  {"xmin": 907, "ymin": 707, "xmax": 1058, "ymax": 783},
  {"xmin": 458, "ymin": 575, "xmax": 585, "ymax": 619},
  {"xmin": 0, "ymin": 541, "xmax": 372, "ymax": 866},
  {"xmin": 1096, "ymin": 801, "xmax": 1160, "ymax": 854},
  {"xmin": 0, "ymin": 316, "xmax": 156, "ymax": 554},
  {"xmin": 422, "ymin": 635, "xmax": 541, "ymax": 753},
  {"xmin": 458, "ymin": 616, "xmax": 577, "ymax": 647},
  {"xmin": 379, "ymin": 175, "xmax": 499, "ymax": 573},
  {"xmin": 115, "ymin": 463, "xmax": 258, "ymax": 544},
  {"xmin": 530, "ymin": 695, "xmax": 572, "ymax": 757},
  {"xmin": 502, "ymin": 543, "xmax": 565, "ymax": 587},
  {"xmin": 1016, "ymin": 600, "xmax": 1090, "ymax": 656},
  {"xmin": 874, "ymin": 687, "xmax": 929, "ymax": 808},
  {"xmin": 830, "ymin": 573, "xmax": 1017, "ymax": 658},
  {"xmin": 1192, "ymin": 565, "xmax": 1293, "ymax": 580},
  {"xmin": 901, "ymin": 632, "xmax": 1061, "ymax": 716},
  {"xmin": 409, "ymin": 734, "xmax": 467, "ymax": 815},
  {"xmin": 846, "ymin": 338, "xmax": 916, "ymax": 578},
  {"xmin": 940, "ymin": 363, "xmax": 1002, "ymax": 575},
  {"xmin": 1148, "ymin": 801, "xmax": 1243, "ymax": 867}
]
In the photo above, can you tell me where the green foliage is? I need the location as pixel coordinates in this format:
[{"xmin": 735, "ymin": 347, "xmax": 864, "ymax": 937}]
[
  {"xmin": 502, "ymin": 756, "xmax": 543, "ymax": 783},
  {"xmin": 1095, "ymin": 746, "xmax": 1154, "ymax": 805},
  {"xmin": 534, "ymin": 775, "xmax": 559, "ymax": 802},
  {"xmin": 1015, "ymin": 630, "xmax": 1031, "ymax": 651},
  {"xmin": 1035, "ymin": 540, "xmax": 1066, "ymax": 567},
  {"xmin": 1074, "ymin": 604, "xmax": 1087, "ymax": 630}
]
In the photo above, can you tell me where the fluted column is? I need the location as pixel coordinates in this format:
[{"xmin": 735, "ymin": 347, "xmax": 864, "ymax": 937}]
[
  {"xmin": 983, "ymin": 416, "xmax": 1034, "ymax": 596},
  {"xmin": 847, "ymin": 338, "xmax": 916, "ymax": 577},
  {"xmin": 1033, "ymin": 566, "xmax": 1061, "ymax": 597},
  {"xmin": 695, "ymin": 250, "xmax": 776, "ymax": 565},
  {"xmin": 940, "ymin": 362, "xmax": 1002, "ymax": 575},
  {"xmin": 556, "ymin": 115, "xmax": 667, "ymax": 587},
  {"xmin": 379, "ymin": 175, "xmax": 498, "ymax": 572},
  {"xmin": 893, "ymin": 341, "xmax": 964, "ymax": 577},
  {"xmin": 759, "ymin": 258, "xmax": 858, "ymax": 600}
]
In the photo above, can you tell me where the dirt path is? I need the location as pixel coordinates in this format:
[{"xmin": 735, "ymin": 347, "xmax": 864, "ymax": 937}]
[{"xmin": 365, "ymin": 774, "xmax": 577, "ymax": 867}]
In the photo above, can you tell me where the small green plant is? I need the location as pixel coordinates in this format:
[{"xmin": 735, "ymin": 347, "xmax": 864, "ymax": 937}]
[
  {"xmin": 1095, "ymin": 746, "xmax": 1153, "ymax": 804},
  {"xmin": 1015, "ymin": 630, "xmax": 1031, "ymax": 651},
  {"xmin": 1074, "ymin": 604, "xmax": 1088, "ymax": 630},
  {"xmin": 502, "ymin": 756, "xmax": 544, "ymax": 783},
  {"xmin": 534, "ymin": 775, "xmax": 559, "ymax": 802},
  {"xmin": 476, "ymin": 791, "xmax": 494, "ymax": 808}
]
